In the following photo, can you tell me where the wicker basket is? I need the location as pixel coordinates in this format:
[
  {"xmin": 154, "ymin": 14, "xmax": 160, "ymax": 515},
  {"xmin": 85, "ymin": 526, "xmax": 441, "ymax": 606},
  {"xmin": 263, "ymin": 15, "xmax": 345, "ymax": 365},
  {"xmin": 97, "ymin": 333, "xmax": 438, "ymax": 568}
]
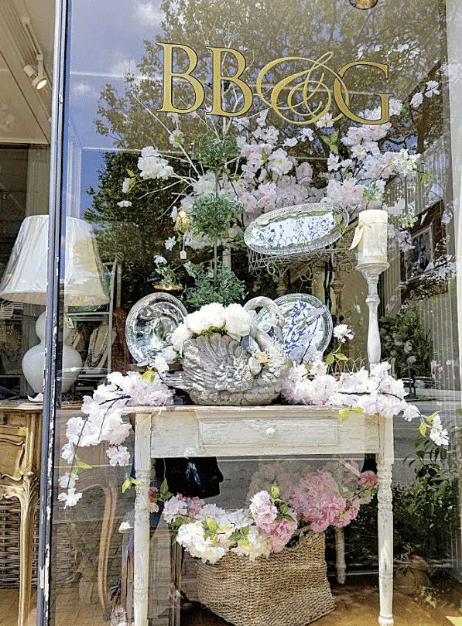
[
  {"xmin": 0, "ymin": 498, "xmax": 79, "ymax": 588},
  {"xmin": 196, "ymin": 530, "xmax": 335, "ymax": 626}
]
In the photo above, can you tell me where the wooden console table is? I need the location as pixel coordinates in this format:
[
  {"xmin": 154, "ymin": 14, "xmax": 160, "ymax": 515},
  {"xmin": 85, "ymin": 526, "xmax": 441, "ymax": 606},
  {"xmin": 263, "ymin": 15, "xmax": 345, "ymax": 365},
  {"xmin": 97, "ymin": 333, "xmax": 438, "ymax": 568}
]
[
  {"xmin": 131, "ymin": 404, "xmax": 395, "ymax": 626},
  {"xmin": 0, "ymin": 402, "xmax": 118, "ymax": 624},
  {"xmin": 0, "ymin": 402, "xmax": 42, "ymax": 626}
]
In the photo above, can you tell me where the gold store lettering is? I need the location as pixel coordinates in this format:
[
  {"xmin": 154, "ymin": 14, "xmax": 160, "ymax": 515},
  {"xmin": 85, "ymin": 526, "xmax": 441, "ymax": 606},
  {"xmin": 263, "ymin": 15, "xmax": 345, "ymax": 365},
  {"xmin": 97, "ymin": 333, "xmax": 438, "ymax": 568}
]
[{"xmin": 158, "ymin": 43, "xmax": 391, "ymax": 125}]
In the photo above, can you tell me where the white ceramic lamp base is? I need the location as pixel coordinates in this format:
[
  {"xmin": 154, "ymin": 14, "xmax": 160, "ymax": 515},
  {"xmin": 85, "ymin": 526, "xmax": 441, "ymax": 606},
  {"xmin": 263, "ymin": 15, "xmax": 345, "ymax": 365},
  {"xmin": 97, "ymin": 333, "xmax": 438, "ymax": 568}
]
[{"xmin": 22, "ymin": 311, "xmax": 82, "ymax": 394}]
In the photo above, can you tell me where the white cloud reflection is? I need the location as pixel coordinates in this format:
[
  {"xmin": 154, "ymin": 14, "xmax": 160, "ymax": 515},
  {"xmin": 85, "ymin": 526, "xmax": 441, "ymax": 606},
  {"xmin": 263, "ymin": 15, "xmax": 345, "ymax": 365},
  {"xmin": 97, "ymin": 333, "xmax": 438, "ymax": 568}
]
[{"xmin": 133, "ymin": 1, "xmax": 164, "ymax": 27}]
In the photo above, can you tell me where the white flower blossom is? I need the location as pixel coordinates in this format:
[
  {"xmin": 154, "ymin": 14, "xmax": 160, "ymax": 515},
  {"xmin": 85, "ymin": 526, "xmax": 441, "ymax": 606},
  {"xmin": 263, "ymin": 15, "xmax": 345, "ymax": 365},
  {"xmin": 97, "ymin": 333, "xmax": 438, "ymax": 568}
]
[
  {"xmin": 58, "ymin": 488, "xmax": 82, "ymax": 508},
  {"xmin": 154, "ymin": 355, "xmax": 169, "ymax": 373},
  {"xmin": 283, "ymin": 137, "xmax": 298, "ymax": 148},
  {"xmin": 106, "ymin": 445, "xmax": 131, "ymax": 466},
  {"xmin": 223, "ymin": 304, "xmax": 251, "ymax": 338},
  {"xmin": 429, "ymin": 416, "xmax": 449, "ymax": 446},
  {"xmin": 171, "ymin": 323, "xmax": 193, "ymax": 353},
  {"xmin": 138, "ymin": 146, "xmax": 174, "ymax": 180},
  {"xmin": 425, "ymin": 80, "xmax": 440, "ymax": 97},
  {"xmin": 164, "ymin": 236, "xmax": 176, "ymax": 250},
  {"xmin": 163, "ymin": 496, "xmax": 188, "ymax": 522},
  {"xmin": 122, "ymin": 178, "xmax": 130, "ymax": 193},
  {"xmin": 186, "ymin": 303, "xmax": 226, "ymax": 335},
  {"xmin": 58, "ymin": 472, "xmax": 78, "ymax": 489},
  {"xmin": 299, "ymin": 128, "xmax": 314, "ymax": 141},
  {"xmin": 267, "ymin": 148, "xmax": 293, "ymax": 177},
  {"xmin": 410, "ymin": 92, "xmax": 424, "ymax": 108},
  {"xmin": 316, "ymin": 113, "xmax": 334, "ymax": 128},
  {"xmin": 333, "ymin": 324, "xmax": 354, "ymax": 343}
]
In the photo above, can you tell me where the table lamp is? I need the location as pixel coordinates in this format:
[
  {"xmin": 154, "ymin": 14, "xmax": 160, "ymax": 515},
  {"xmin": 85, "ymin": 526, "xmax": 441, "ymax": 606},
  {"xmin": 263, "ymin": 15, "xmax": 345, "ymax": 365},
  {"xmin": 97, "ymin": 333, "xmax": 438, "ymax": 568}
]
[{"xmin": 0, "ymin": 215, "xmax": 110, "ymax": 394}]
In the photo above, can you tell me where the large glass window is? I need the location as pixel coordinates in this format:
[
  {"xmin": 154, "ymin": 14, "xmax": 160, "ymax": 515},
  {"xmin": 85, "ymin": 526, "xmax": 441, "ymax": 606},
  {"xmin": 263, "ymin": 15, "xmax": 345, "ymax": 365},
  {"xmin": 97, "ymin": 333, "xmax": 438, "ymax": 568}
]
[
  {"xmin": 43, "ymin": 1, "xmax": 462, "ymax": 625},
  {"xmin": 0, "ymin": 4, "xmax": 54, "ymax": 623}
]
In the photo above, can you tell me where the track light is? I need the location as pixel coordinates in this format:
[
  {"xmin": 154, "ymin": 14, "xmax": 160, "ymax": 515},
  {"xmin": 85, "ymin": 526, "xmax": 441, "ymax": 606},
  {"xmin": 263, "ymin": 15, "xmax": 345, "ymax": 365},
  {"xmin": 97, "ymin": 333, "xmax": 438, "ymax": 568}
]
[
  {"xmin": 23, "ymin": 54, "xmax": 48, "ymax": 90},
  {"xmin": 350, "ymin": 0, "xmax": 378, "ymax": 8}
]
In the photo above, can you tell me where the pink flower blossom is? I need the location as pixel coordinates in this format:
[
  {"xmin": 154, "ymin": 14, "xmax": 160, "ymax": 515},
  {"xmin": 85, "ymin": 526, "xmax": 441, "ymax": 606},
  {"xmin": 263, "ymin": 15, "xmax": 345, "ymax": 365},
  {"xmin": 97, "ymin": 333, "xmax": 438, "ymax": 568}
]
[
  {"xmin": 249, "ymin": 490, "xmax": 278, "ymax": 532},
  {"xmin": 359, "ymin": 471, "xmax": 378, "ymax": 489},
  {"xmin": 266, "ymin": 518, "xmax": 297, "ymax": 552},
  {"xmin": 287, "ymin": 470, "xmax": 351, "ymax": 532}
]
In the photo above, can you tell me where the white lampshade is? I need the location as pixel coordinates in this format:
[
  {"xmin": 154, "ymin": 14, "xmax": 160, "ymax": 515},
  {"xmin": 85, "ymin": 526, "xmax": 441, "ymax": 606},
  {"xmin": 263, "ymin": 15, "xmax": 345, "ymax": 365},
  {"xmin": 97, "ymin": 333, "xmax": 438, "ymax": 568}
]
[
  {"xmin": 0, "ymin": 215, "xmax": 109, "ymax": 306},
  {"xmin": 0, "ymin": 215, "xmax": 110, "ymax": 394}
]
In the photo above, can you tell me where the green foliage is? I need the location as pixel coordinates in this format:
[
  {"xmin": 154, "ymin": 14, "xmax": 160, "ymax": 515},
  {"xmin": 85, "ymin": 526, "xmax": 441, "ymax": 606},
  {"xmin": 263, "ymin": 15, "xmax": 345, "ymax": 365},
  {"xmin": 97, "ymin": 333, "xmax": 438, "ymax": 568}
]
[
  {"xmin": 184, "ymin": 261, "xmax": 246, "ymax": 309},
  {"xmin": 192, "ymin": 132, "xmax": 238, "ymax": 172},
  {"xmin": 84, "ymin": 152, "xmax": 181, "ymax": 304},
  {"xmin": 122, "ymin": 474, "xmax": 144, "ymax": 493},
  {"xmin": 190, "ymin": 194, "xmax": 243, "ymax": 241},
  {"xmin": 84, "ymin": 151, "xmax": 217, "ymax": 306},
  {"xmin": 345, "ymin": 439, "xmax": 459, "ymax": 567},
  {"xmin": 380, "ymin": 306, "xmax": 433, "ymax": 379},
  {"xmin": 228, "ymin": 525, "xmax": 250, "ymax": 543},
  {"xmin": 149, "ymin": 478, "xmax": 174, "ymax": 503}
]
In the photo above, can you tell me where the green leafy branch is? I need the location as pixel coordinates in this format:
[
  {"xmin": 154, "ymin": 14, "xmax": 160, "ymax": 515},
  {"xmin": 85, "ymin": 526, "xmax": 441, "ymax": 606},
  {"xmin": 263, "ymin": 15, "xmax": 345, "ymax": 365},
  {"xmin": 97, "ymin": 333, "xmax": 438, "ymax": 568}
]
[
  {"xmin": 271, "ymin": 483, "xmax": 297, "ymax": 524},
  {"xmin": 325, "ymin": 343, "xmax": 349, "ymax": 368},
  {"xmin": 192, "ymin": 132, "xmax": 239, "ymax": 172},
  {"xmin": 148, "ymin": 477, "xmax": 174, "ymax": 503},
  {"xmin": 190, "ymin": 194, "xmax": 243, "ymax": 241}
]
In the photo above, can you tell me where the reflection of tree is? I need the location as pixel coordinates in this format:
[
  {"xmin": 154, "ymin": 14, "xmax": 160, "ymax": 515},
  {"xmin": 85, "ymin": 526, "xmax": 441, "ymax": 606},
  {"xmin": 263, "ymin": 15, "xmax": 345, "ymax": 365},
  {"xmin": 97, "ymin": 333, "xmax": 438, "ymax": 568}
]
[
  {"xmin": 91, "ymin": 0, "xmax": 451, "ymax": 315},
  {"xmin": 85, "ymin": 151, "xmax": 274, "ymax": 306},
  {"xmin": 96, "ymin": 0, "xmax": 446, "ymax": 155},
  {"xmin": 380, "ymin": 306, "xmax": 432, "ymax": 380},
  {"xmin": 85, "ymin": 152, "xmax": 189, "ymax": 305}
]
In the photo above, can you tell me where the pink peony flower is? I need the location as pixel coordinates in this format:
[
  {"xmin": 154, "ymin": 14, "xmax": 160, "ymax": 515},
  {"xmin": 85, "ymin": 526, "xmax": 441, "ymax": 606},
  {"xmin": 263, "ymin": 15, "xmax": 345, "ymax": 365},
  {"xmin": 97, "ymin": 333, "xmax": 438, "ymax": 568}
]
[
  {"xmin": 249, "ymin": 490, "xmax": 278, "ymax": 532},
  {"xmin": 266, "ymin": 518, "xmax": 297, "ymax": 552}
]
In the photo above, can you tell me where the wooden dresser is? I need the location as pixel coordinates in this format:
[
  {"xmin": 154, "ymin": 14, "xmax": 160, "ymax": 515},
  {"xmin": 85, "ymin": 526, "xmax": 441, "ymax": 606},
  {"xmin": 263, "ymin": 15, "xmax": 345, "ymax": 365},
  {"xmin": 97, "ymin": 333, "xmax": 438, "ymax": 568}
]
[{"xmin": 0, "ymin": 402, "xmax": 42, "ymax": 626}]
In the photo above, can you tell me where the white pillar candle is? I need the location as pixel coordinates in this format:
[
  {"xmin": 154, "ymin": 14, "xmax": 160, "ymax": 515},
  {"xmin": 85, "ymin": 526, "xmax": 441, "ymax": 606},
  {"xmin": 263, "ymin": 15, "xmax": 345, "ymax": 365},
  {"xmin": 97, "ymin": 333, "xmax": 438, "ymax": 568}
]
[{"xmin": 352, "ymin": 209, "xmax": 388, "ymax": 266}]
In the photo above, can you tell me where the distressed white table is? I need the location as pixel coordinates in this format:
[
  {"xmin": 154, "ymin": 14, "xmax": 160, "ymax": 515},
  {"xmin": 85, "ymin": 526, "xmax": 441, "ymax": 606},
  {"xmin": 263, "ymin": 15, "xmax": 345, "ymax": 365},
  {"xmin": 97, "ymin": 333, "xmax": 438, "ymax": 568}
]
[{"xmin": 130, "ymin": 404, "xmax": 394, "ymax": 626}]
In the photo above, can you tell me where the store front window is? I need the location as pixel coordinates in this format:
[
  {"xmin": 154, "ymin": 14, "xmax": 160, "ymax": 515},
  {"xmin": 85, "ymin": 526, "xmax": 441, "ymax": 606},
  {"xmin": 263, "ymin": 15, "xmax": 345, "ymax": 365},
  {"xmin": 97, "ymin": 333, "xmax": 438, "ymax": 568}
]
[{"xmin": 30, "ymin": 0, "xmax": 462, "ymax": 624}]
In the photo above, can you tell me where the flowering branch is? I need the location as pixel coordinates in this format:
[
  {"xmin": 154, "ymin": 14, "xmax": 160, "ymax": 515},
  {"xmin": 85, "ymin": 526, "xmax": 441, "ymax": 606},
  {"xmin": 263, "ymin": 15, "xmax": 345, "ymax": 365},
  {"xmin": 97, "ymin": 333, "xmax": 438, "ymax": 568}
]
[{"xmin": 58, "ymin": 371, "xmax": 175, "ymax": 508}]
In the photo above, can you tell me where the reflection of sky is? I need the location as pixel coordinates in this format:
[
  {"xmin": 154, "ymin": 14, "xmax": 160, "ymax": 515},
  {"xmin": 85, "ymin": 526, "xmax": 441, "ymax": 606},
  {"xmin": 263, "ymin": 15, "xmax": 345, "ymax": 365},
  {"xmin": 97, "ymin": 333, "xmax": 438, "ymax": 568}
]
[
  {"xmin": 68, "ymin": 0, "xmax": 164, "ymax": 150},
  {"xmin": 70, "ymin": 0, "xmax": 163, "ymax": 75},
  {"xmin": 66, "ymin": 1, "xmax": 166, "ymax": 215}
]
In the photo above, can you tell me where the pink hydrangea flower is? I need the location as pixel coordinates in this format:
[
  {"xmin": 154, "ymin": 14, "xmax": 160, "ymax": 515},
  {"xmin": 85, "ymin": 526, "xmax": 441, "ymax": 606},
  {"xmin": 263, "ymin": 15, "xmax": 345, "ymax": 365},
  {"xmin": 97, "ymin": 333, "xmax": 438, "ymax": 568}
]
[
  {"xmin": 288, "ymin": 470, "xmax": 352, "ymax": 532},
  {"xmin": 359, "ymin": 471, "xmax": 378, "ymax": 488}
]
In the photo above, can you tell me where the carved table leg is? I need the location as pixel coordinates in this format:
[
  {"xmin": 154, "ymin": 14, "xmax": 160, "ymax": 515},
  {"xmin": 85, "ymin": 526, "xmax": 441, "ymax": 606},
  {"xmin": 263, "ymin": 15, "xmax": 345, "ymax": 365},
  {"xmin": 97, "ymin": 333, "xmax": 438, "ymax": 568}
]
[
  {"xmin": 17, "ymin": 477, "xmax": 39, "ymax": 626},
  {"xmin": 377, "ymin": 417, "xmax": 394, "ymax": 626},
  {"xmin": 134, "ymin": 412, "xmax": 151, "ymax": 626}
]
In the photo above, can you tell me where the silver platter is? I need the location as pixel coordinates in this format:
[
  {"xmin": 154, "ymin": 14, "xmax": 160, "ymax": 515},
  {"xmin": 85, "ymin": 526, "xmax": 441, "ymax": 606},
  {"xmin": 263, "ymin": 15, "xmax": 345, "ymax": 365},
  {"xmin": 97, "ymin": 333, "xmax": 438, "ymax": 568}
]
[{"xmin": 125, "ymin": 292, "xmax": 187, "ymax": 366}]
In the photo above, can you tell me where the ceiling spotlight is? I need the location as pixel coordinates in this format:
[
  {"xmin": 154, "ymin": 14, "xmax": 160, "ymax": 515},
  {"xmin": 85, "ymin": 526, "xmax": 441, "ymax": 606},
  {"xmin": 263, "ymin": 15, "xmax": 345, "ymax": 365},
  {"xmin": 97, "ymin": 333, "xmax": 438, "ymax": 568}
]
[
  {"xmin": 23, "ymin": 54, "xmax": 48, "ymax": 90},
  {"xmin": 350, "ymin": 0, "xmax": 378, "ymax": 8}
]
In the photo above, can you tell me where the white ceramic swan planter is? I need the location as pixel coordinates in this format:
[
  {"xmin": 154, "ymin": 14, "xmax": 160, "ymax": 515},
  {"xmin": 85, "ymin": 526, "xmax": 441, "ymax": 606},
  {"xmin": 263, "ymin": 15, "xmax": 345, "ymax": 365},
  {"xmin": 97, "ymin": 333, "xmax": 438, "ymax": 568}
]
[{"xmin": 166, "ymin": 297, "xmax": 290, "ymax": 405}]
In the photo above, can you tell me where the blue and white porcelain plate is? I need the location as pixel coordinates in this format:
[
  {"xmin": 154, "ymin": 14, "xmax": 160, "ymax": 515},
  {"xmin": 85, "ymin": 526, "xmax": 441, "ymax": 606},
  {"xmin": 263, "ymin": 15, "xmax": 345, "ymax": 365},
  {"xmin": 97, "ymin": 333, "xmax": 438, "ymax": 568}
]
[{"xmin": 255, "ymin": 294, "xmax": 332, "ymax": 364}]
